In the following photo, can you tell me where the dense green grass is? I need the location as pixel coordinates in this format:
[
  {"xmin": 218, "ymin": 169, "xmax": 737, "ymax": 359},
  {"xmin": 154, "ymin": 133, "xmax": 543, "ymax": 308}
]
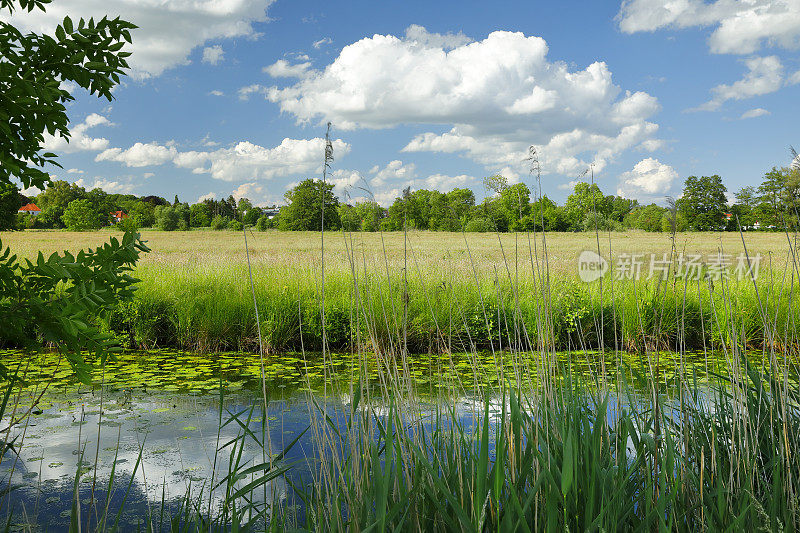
[{"xmin": 103, "ymin": 262, "xmax": 798, "ymax": 355}]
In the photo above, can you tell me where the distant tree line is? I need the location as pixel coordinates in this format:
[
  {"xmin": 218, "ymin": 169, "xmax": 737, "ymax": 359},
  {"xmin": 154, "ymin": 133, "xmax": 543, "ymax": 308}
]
[{"xmin": 2, "ymin": 164, "xmax": 798, "ymax": 233}]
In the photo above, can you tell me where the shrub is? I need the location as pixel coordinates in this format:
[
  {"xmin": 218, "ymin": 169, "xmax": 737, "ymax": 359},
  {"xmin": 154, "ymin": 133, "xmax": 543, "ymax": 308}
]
[
  {"xmin": 62, "ymin": 199, "xmax": 103, "ymax": 231},
  {"xmin": 228, "ymin": 219, "xmax": 243, "ymax": 231},
  {"xmin": 116, "ymin": 217, "xmax": 140, "ymax": 232},
  {"xmin": 211, "ymin": 215, "xmax": 228, "ymax": 230},
  {"xmin": 255, "ymin": 215, "xmax": 272, "ymax": 231},
  {"xmin": 155, "ymin": 205, "xmax": 179, "ymax": 231},
  {"xmin": 465, "ymin": 218, "xmax": 493, "ymax": 232}
]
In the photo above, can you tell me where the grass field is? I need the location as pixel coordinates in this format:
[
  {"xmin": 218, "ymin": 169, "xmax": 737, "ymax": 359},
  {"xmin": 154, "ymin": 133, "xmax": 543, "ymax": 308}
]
[
  {"xmin": 2, "ymin": 228, "xmax": 793, "ymax": 276},
  {"xmin": 2, "ymin": 228, "xmax": 797, "ymax": 353}
]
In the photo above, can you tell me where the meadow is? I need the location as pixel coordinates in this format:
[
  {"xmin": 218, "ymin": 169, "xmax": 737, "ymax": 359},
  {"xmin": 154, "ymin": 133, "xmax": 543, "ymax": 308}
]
[
  {"xmin": 1, "ymin": 227, "xmax": 800, "ymax": 531},
  {"xmin": 2, "ymin": 228, "xmax": 796, "ymax": 353}
]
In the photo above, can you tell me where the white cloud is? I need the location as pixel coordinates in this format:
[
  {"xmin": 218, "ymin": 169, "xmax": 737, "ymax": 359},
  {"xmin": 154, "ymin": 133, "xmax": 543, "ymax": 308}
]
[
  {"xmin": 266, "ymin": 26, "xmax": 662, "ymax": 177},
  {"xmin": 790, "ymin": 69, "xmax": 800, "ymax": 84},
  {"xmin": 96, "ymin": 142, "xmax": 178, "ymax": 167},
  {"xmin": 1, "ymin": 0, "xmax": 274, "ymax": 78},
  {"xmin": 370, "ymin": 160, "xmax": 417, "ymax": 186},
  {"xmin": 617, "ymin": 0, "xmax": 800, "ymax": 55},
  {"xmin": 231, "ymin": 182, "xmax": 263, "ymax": 201},
  {"xmin": 312, "ymin": 37, "xmax": 332, "ymax": 49},
  {"xmin": 66, "ymin": 168, "xmax": 85, "ymax": 174},
  {"xmin": 263, "ymin": 59, "xmax": 311, "ymax": 78},
  {"xmin": 99, "ymin": 137, "xmax": 351, "ymax": 182},
  {"xmin": 197, "ymin": 192, "xmax": 216, "ymax": 203},
  {"xmin": 202, "ymin": 45, "xmax": 225, "ymax": 65},
  {"xmin": 741, "ymin": 107, "xmax": 771, "ymax": 119},
  {"xmin": 43, "ymin": 113, "xmax": 111, "ymax": 153},
  {"xmin": 209, "ymin": 90, "xmax": 225, "ymax": 96},
  {"xmin": 693, "ymin": 56, "xmax": 784, "ymax": 111},
  {"xmin": 238, "ymin": 84, "xmax": 268, "ymax": 100},
  {"xmin": 616, "ymin": 158, "xmax": 679, "ymax": 200},
  {"xmin": 74, "ymin": 177, "xmax": 136, "ymax": 194}
]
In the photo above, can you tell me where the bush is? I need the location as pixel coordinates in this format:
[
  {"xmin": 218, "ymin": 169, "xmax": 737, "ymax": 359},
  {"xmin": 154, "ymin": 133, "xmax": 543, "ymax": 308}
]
[
  {"xmin": 255, "ymin": 215, "xmax": 272, "ymax": 231},
  {"xmin": 116, "ymin": 217, "xmax": 140, "ymax": 233},
  {"xmin": 155, "ymin": 205, "xmax": 180, "ymax": 231},
  {"xmin": 211, "ymin": 215, "xmax": 228, "ymax": 230},
  {"xmin": 228, "ymin": 220, "xmax": 243, "ymax": 231},
  {"xmin": 464, "ymin": 218, "xmax": 493, "ymax": 232},
  {"xmin": 581, "ymin": 212, "xmax": 619, "ymax": 232},
  {"xmin": 62, "ymin": 199, "xmax": 103, "ymax": 231}
]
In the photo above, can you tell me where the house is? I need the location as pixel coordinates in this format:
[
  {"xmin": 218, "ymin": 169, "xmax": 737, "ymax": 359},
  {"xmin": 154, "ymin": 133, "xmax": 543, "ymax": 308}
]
[
  {"xmin": 18, "ymin": 203, "xmax": 41, "ymax": 216},
  {"xmin": 723, "ymin": 213, "xmax": 733, "ymax": 221},
  {"xmin": 110, "ymin": 210, "xmax": 128, "ymax": 224}
]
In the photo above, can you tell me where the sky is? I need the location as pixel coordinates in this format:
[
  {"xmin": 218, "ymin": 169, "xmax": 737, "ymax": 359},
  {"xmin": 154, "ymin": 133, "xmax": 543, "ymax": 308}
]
[{"xmin": 4, "ymin": 0, "xmax": 800, "ymax": 207}]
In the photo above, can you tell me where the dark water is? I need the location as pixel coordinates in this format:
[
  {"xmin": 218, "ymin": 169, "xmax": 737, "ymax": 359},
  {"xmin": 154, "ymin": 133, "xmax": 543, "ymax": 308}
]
[{"xmin": 0, "ymin": 348, "xmax": 790, "ymax": 530}]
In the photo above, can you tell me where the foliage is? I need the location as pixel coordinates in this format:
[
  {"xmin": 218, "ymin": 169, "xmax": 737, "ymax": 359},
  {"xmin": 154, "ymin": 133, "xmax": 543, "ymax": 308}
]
[
  {"xmin": 0, "ymin": 181, "xmax": 18, "ymax": 230},
  {"xmin": 211, "ymin": 214, "xmax": 229, "ymax": 230},
  {"xmin": 0, "ymin": 231, "xmax": 148, "ymax": 381},
  {"xmin": 62, "ymin": 198, "xmax": 103, "ymax": 230},
  {"xmin": 255, "ymin": 214, "xmax": 273, "ymax": 231},
  {"xmin": 154, "ymin": 204, "xmax": 180, "ymax": 231},
  {"xmin": 677, "ymin": 175, "xmax": 728, "ymax": 231},
  {"xmin": 279, "ymin": 178, "xmax": 340, "ymax": 231},
  {"xmin": 464, "ymin": 217, "xmax": 493, "ymax": 232},
  {"xmin": 189, "ymin": 202, "xmax": 211, "ymax": 227},
  {"xmin": 0, "ymin": 0, "xmax": 136, "ymax": 189},
  {"xmin": 228, "ymin": 219, "xmax": 243, "ymax": 231},
  {"xmin": 115, "ymin": 216, "xmax": 139, "ymax": 232}
]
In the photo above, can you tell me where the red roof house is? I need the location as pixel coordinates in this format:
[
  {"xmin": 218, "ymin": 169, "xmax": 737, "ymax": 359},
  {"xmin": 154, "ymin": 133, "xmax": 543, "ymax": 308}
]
[
  {"xmin": 18, "ymin": 203, "xmax": 41, "ymax": 216},
  {"xmin": 110, "ymin": 210, "xmax": 128, "ymax": 223}
]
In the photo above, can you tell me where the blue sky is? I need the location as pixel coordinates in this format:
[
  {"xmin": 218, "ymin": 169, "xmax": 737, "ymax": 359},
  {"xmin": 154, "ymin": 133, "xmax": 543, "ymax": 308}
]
[{"xmin": 5, "ymin": 0, "xmax": 800, "ymax": 206}]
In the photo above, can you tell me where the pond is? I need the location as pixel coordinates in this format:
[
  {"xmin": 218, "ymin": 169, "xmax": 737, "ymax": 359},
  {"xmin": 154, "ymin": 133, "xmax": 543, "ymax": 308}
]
[{"xmin": 0, "ymin": 348, "xmax": 790, "ymax": 530}]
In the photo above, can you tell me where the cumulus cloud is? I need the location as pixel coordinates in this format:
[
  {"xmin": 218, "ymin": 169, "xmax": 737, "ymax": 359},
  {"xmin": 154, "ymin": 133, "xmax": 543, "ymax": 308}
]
[
  {"xmin": 202, "ymin": 45, "xmax": 225, "ymax": 65},
  {"xmin": 74, "ymin": 177, "xmax": 136, "ymax": 194},
  {"xmin": 692, "ymin": 56, "xmax": 784, "ymax": 111},
  {"xmin": 370, "ymin": 160, "xmax": 417, "ymax": 186},
  {"xmin": 231, "ymin": 182, "xmax": 263, "ymax": 201},
  {"xmin": 1, "ymin": 0, "xmax": 274, "ymax": 78},
  {"xmin": 43, "ymin": 113, "xmax": 111, "ymax": 154},
  {"xmin": 97, "ymin": 137, "xmax": 350, "ymax": 182},
  {"xmin": 741, "ymin": 107, "xmax": 771, "ymax": 119},
  {"xmin": 263, "ymin": 59, "xmax": 311, "ymax": 78},
  {"xmin": 331, "ymin": 161, "xmax": 478, "ymax": 206},
  {"xmin": 265, "ymin": 26, "xmax": 662, "ymax": 177},
  {"xmin": 616, "ymin": 158, "xmax": 678, "ymax": 200},
  {"xmin": 197, "ymin": 192, "xmax": 216, "ymax": 203},
  {"xmin": 617, "ymin": 0, "xmax": 800, "ymax": 55},
  {"xmin": 96, "ymin": 142, "xmax": 178, "ymax": 167},
  {"xmin": 209, "ymin": 90, "xmax": 224, "ymax": 96}
]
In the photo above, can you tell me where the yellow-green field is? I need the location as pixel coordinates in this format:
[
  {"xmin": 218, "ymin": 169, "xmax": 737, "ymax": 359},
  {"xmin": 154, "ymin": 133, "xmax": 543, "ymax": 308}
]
[{"xmin": 1, "ymin": 228, "xmax": 792, "ymax": 277}]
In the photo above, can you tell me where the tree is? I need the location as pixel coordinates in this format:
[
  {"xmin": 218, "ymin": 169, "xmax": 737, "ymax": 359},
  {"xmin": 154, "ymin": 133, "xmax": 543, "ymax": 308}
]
[
  {"xmin": 0, "ymin": 0, "xmax": 145, "ymax": 383},
  {"xmin": 0, "ymin": 182, "xmax": 19, "ymax": 230},
  {"xmin": 128, "ymin": 201, "xmax": 155, "ymax": 227},
  {"xmin": 36, "ymin": 180, "xmax": 86, "ymax": 224},
  {"xmin": 0, "ymin": 1, "xmax": 136, "ymax": 190},
  {"xmin": 154, "ymin": 205, "xmax": 180, "ymax": 231},
  {"xmin": 757, "ymin": 167, "xmax": 785, "ymax": 226},
  {"xmin": 677, "ymin": 175, "xmax": 728, "ymax": 231},
  {"xmin": 62, "ymin": 198, "xmax": 103, "ymax": 230},
  {"xmin": 189, "ymin": 202, "xmax": 211, "ymax": 227},
  {"xmin": 279, "ymin": 179, "xmax": 340, "ymax": 231}
]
